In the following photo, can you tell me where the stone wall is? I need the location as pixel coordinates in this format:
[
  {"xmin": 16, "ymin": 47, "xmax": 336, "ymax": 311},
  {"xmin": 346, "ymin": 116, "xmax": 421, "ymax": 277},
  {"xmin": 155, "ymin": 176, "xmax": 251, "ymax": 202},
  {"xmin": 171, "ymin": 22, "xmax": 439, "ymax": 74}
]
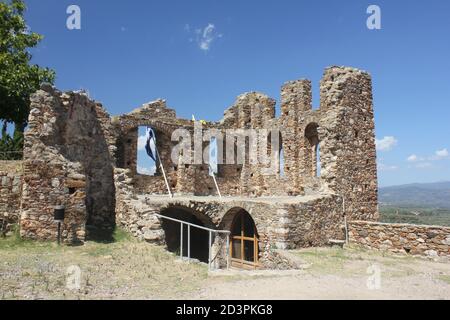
[
  {"xmin": 107, "ymin": 66, "xmax": 377, "ymax": 268},
  {"xmin": 348, "ymin": 221, "xmax": 450, "ymax": 257},
  {"xmin": 319, "ymin": 67, "xmax": 378, "ymax": 221},
  {"xmin": 16, "ymin": 67, "xmax": 381, "ymax": 269},
  {"xmin": 20, "ymin": 85, "xmax": 116, "ymax": 243},
  {"xmin": 114, "ymin": 192, "xmax": 346, "ymax": 268},
  {"xmin": 111, "ymin": 66, "xmax": 378, "ymax": 222},
  {"xmin": 0, "ymin": 161, "xmax": 22, "ymax": 231},
  {"xmin": 284, "ymin": 194, "xmax": 345, "ymax": 249}
]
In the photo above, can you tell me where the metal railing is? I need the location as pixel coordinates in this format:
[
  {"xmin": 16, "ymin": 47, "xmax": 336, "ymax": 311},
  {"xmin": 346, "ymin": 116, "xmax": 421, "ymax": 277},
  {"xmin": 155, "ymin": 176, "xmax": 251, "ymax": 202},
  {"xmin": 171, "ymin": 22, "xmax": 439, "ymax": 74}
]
[{"xmin": 154, "ymin": 213, "xmax": 231, "ymax": 270}]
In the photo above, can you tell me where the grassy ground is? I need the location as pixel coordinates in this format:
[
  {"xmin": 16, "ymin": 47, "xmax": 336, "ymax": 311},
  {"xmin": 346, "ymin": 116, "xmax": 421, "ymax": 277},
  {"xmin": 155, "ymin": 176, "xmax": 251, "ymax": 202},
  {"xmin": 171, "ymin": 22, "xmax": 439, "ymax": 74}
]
[
  {"xmin": 293, "ymin": 245, "xmax": 449, "ymax": 280},
  {"xmin": 0, "ymin": 227, "xmax": 208, "ymax": 300},
  {"xmin": 438, "ymin": 275, "xmax": 450, "ymax": 285},
  {"xmin": 379, "ymin": 206, "xmax": 450, "ymax": 226},
  {"xmin": 1, "ymin": 229, "xmax": 449, "ymax": 300}
]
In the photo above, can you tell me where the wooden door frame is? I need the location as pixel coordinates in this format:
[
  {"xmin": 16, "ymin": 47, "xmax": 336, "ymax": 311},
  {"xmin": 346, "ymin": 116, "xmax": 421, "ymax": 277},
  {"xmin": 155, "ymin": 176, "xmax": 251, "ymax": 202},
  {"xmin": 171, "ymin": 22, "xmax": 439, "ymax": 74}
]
[{"xmin": 230, "ymin": 211, "xmax": 259, "ymax": 269}]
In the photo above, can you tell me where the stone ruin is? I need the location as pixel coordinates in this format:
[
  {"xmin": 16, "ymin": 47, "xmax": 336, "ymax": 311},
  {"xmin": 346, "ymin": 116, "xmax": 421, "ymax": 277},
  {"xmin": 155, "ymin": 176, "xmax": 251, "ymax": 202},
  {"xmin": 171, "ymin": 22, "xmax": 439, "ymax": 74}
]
[{"xmin": 1, "ymin": 66, "xmax": 448, "ymax": 267}]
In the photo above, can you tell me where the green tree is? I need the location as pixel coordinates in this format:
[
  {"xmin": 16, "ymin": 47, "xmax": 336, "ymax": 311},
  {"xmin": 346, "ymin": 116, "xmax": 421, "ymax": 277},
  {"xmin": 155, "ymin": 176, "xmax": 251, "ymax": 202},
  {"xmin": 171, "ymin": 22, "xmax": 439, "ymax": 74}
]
[{"xmin": 0, "ymin": 0, "xmax": 55, "ymax": 159}]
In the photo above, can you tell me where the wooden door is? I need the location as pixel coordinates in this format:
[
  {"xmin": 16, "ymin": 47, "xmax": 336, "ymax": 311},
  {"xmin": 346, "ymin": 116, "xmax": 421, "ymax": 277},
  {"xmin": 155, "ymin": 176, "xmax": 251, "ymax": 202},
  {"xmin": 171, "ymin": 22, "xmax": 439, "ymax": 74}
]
[{"xmin": 230, "ymin": 211, "xmax": 259, "ymax": 269}]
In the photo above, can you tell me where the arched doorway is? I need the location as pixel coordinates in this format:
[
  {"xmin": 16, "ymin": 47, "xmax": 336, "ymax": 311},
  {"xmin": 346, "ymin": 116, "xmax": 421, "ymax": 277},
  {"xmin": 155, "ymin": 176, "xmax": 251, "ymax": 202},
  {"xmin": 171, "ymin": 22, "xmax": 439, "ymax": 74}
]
[
  {"xmin": 230, "ymin": 210, "xmax": 259, "ymax": 269},
  {"xmin": 160, "ymin": 206, "xmax": 214, "ymax": 263}
]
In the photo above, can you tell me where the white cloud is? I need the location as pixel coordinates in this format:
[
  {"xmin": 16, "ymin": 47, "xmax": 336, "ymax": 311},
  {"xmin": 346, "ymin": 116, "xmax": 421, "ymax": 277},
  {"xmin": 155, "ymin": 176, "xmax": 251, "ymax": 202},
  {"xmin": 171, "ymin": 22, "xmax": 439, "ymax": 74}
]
[
  {"xmin": 199, "ymin": 24, "xmax": 216, "ymax": 51},
  {"xmin": 376, "ymin": 136, "xmax": 398, "ymax": 152},
  {"xmin": 137, "ymin": 135, "xmax": 146, "ymax": 151},
  {"xmin": 137, "ymin": 165, "xmax": 156, "ymax": 176},
  {"xmin": 435, "ymin": 148, "xmax": 449, "ymax": 159},
  {"xmin": 378, "ymin": 163, "xmax": 399, "ymax": 171},
  {"xmin": 186, "ymin": 23, "xmax": 222, "ymax": 51},
  {"xmin": 414, "ymin": 162, "xmax": 432, "ymax": 169},
  {"xmin": 405, "ymin": 148, "xmax": 449, "ymax": 171},
  {"xmin": 408, "ymin": 148, "xmax": 449, "ymax": 163}
]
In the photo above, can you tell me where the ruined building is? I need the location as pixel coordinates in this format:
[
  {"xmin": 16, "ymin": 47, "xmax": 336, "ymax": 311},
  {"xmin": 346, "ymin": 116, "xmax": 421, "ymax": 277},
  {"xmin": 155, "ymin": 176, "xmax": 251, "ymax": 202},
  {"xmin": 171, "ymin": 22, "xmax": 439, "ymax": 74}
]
[{"xmin": 2, "ymin": 66, "xmax": 448, "ymax": 268}]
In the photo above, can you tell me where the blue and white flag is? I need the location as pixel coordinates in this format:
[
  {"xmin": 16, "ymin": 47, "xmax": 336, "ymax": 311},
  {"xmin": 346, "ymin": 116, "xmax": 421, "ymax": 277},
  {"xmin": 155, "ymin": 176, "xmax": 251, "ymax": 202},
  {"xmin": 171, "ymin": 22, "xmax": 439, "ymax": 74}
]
[{"xmin": 145, "ymin": 127, "xmax": 157, "ymax": 162}]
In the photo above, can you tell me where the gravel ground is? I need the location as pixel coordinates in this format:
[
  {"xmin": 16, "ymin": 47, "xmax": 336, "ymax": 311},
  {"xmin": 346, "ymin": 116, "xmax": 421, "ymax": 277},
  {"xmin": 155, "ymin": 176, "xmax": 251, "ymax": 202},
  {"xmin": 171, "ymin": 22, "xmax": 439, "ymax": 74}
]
[{"xmin": 191, "ymin": 247, "xmax": 450, "ymax": 300}]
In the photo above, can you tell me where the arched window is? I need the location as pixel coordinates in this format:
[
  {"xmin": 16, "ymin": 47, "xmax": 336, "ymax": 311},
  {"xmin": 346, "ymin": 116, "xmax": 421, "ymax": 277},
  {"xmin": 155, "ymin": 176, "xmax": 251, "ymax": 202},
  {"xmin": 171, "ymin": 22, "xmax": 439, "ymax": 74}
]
[
  {"xmin": 267, "ymin": 130, "xmax": 283, "ymax": 176},
  {"xmin": 137, "ymin": 126, "xmax": 157, "ymax": 176},
  {"xmin": 209, "ymin": 137, "xmax": 218, "ymax": 177},
  {"xmin": 305, "ymin": 123, "xmax": 320, "ymax": 177}
]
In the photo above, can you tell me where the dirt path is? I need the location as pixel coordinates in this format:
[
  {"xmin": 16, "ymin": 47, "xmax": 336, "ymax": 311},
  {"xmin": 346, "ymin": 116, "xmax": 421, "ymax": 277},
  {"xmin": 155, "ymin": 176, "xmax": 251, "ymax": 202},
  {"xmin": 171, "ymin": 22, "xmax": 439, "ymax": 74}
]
[
  {"xmin": 192, "ymin": 273, "xmax": 449, "ymax": 300},
  {"xmin": 189, "ymin": 247, "xmax": 450, "ymax": 300}
]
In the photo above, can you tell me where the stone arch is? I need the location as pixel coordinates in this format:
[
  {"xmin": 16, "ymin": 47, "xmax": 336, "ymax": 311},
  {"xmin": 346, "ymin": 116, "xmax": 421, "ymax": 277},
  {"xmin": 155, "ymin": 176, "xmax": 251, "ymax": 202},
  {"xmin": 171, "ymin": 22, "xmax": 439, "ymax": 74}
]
[
  {"xmin": 120, "ymin": 118, "xmax": 177, "ymax": 139},
  {"xmin": 159, "ymin": 205, "xmax": 216, "ymax": 263},
  {"xmin": 135, "ymin": 120, "xmax": 177, "ymax": 139},
  {"xmin": 160, "ymin": 204, "xmax": 216, "ymax": 229}
]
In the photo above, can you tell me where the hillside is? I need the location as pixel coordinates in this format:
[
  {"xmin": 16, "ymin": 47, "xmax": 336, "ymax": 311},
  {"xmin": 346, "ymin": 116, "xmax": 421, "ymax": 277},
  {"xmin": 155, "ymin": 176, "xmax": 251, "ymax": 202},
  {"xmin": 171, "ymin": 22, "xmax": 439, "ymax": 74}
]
[{"xmin": 379, "ymin": 181, "xmax": 450, "ymax": 209}]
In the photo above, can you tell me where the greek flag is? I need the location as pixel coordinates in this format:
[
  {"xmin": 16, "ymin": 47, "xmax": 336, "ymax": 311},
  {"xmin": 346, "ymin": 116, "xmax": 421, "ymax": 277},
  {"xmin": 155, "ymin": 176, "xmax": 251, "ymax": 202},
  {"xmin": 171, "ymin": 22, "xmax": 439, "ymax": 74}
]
[{"xmin": 145, "ymin": 127, "xmax": 157, "ymax": 162}]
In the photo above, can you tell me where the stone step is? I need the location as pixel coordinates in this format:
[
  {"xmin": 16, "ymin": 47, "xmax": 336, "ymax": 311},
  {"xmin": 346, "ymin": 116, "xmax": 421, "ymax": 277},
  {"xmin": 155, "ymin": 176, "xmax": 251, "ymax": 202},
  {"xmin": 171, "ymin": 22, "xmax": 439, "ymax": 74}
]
[{"xmin": 329, "ymin": 239, "xmax": 346, "ymax": 247}]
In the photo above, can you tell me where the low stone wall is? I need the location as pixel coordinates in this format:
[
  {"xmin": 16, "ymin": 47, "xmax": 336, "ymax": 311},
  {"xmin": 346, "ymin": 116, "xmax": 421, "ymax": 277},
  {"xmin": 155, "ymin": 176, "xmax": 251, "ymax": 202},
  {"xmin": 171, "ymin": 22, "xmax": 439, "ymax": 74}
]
[
  {"xmin": 348, "ymin": 221, "xmax": 450, "ymax": 258},
  {"xmin": 0, "ymin": 161, "xmax": 23, "ymax": 232}
]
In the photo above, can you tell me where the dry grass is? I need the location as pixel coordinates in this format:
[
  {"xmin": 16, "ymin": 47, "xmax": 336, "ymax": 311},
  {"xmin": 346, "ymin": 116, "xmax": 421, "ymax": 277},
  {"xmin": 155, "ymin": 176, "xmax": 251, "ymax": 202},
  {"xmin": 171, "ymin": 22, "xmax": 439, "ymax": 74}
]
[
  {"xmin": 292, "ymin": 245, "xmax": 449, "ymax": 280},
  {"xmin": 438, "ymin": 275, "xmax": 450, "ymax": 285},
  {"xmin": 2, "ymin": 232, "xmax": 448, "ymax": 300},
  {"xmin": 0, "ymin": 229, "xmax": 208, "ymax": 300},
  {"xmin": 0, "ymin": 160, "xmax": 23, "ymax": 173}
]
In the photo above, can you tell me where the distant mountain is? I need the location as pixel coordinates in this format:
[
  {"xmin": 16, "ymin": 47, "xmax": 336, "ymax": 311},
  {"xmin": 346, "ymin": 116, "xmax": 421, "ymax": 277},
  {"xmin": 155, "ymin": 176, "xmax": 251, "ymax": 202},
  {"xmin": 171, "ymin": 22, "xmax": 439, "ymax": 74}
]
[{"xmin": 379, "ymin": 181, "xmax": 450, "ymax": 209}]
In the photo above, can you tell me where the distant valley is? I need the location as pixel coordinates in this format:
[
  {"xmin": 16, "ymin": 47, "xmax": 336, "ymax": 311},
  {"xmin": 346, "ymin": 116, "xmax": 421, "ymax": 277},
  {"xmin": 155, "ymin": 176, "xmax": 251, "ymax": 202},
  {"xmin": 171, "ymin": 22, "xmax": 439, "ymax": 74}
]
[
  {"xmin": 379, "ymin": 181, "xmax": 450, "ymax": 209},
  {"xmin": 378, "ymin": 181, "xmax": 450, "ymax": 226}
]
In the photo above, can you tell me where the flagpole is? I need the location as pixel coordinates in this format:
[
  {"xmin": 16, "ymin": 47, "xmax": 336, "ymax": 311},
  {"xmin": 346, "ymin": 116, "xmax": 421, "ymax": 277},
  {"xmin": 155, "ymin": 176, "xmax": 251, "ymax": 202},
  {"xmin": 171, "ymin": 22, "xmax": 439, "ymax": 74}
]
[
  {"xmin": 209, "ymin": 164, "xmax": 222, "ymax": 198},
  {"xmin": 150, "ymin": 132, "xmax": 173, "ymax": 198},
  {"xmin": 190, "ymin": 117, "xmax": 222, "ymax": 198}
]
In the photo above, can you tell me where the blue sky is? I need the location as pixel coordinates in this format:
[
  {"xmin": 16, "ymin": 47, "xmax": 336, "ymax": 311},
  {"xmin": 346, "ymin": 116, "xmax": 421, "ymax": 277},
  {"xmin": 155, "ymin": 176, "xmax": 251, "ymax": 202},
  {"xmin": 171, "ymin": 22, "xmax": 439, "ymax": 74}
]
[{"xmin": 22, "ymin": 0, "xmax": 450, "ymax": 187}]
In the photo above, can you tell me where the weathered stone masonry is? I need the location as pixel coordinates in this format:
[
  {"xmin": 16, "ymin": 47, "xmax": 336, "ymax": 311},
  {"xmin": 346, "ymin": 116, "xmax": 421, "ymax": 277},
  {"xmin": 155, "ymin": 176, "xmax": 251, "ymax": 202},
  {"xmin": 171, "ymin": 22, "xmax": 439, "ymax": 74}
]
[
  {"xmin": 0, "ymin": 161, "xmax": 22, "ymax": 232},
  {"xmin": 20, "ymin": 86, "xmax": 116, "ymax": 242},
  {"xmin": 112, "ymin": 66, "xmax": 380, "ymax": 267},
  {"xmin": 349, "ymin": 221, "xmax": 450, "ymax": 257},
  {"xmin": 2, "ymin": 65, "xmax": 446, "ymax": 266},
  {"xmin": 113, "ymin": 67, "xmax": 378, "ymax": 220}
]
